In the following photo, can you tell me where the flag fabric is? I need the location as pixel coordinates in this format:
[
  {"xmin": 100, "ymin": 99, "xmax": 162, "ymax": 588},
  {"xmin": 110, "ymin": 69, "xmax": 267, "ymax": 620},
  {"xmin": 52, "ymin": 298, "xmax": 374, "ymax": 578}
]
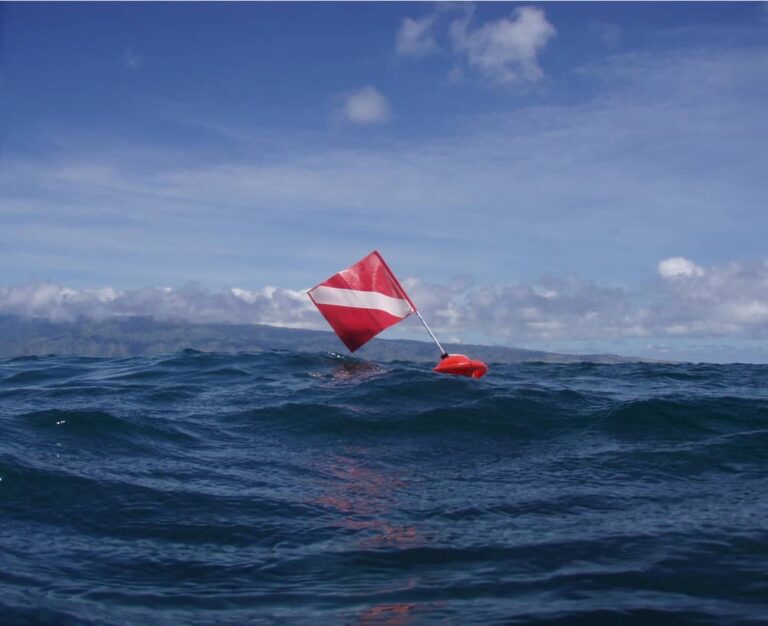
[{"xmin": 308, "ymin": 251, "xmax": 416, "ymax": 352}]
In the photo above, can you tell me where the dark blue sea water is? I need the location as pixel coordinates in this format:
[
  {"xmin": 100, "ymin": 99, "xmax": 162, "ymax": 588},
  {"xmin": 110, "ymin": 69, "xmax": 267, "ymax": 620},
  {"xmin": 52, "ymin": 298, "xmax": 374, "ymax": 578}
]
[{"xmin": 1, "ymin": 351, "xmax": 767, "ymax": 625}]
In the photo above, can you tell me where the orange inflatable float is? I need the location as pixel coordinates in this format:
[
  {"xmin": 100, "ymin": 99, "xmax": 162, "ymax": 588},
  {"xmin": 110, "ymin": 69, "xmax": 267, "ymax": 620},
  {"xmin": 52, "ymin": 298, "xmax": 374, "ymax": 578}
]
[{"xmin": 433, "ymin": 354, "xmax": 488, "ymax": 379}]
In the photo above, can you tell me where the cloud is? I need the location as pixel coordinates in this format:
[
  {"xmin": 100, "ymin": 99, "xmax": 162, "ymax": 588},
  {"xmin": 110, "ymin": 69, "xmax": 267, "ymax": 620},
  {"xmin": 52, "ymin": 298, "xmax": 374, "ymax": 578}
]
[
  {"xmin": 395, "ymin": 15, "xmax": 438, "ymax": 57},
  {"xmin": 658, "ymin": 257, "xmax": 705, "ymax": 279},
  {"xmin": 448, "ymin": 5, "xmax": 556, "ymax": 84},
  {"xmin": 406, "ymin": 258, "xmax": 768, "ymax": 344},
  {"xmin": 651, "ymin": 259, "xmax": 768, "ymax": 337},
  {"xmin": 404, "ymin": 273, "xmax": 640, "ymax": 342},
  {"xmin": 0, "ymin": 283, "xmax": 316, "ymax": 328},
  {"xmin": 5, "ymin": 259, "xmax": 768, "ymax": 349},
  {"xmin": 395, "ymin": 5, "xmax": 556, "ymax": 85},
  {"xmin": 341, "ymin": 86, "xmax": 391, "ymax": 125}
]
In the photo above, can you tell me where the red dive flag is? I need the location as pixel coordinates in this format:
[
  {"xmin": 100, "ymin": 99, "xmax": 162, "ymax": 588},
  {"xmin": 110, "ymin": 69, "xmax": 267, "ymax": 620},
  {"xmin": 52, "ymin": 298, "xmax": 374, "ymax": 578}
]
[{"xmin": 308, "ymin": 251, "xmax": 416, "ymax": 352}]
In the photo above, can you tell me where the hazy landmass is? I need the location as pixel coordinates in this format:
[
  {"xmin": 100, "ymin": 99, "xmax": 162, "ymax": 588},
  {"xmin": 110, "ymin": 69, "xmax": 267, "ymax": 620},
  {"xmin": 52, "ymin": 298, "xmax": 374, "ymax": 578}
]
[{"xmin": 0, "ymin": 315, "xmax": 665, "ymax": 364}]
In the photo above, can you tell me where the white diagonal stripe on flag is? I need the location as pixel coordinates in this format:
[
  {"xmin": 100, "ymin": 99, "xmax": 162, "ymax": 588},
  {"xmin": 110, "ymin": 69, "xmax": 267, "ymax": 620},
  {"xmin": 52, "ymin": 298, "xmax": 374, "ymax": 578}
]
[{"xmin": 310, "ymin": 286, "xmax": 414, "ymax": 318}]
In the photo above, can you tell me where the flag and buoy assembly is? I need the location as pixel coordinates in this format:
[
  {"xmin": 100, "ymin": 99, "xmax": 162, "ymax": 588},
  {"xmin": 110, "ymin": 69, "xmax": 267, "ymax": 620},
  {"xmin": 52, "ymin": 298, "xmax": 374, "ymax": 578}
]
[{"xmin": 308, "ymin": 251, "xmax": 488, "ymax": 378}]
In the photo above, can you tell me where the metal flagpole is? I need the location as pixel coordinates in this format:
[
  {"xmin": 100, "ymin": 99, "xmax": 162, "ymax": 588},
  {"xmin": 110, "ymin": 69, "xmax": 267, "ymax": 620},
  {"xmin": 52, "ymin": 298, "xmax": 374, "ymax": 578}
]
[{"xmin": 414, "ymin": 310, "xmax": 448, "ymax": 359}]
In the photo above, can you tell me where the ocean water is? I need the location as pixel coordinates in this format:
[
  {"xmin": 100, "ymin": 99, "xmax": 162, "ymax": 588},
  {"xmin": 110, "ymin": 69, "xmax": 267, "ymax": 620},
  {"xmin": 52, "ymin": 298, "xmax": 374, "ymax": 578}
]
[{"xmin": 1, "ymin": 351, "xmax": 767, "ymax": 626}]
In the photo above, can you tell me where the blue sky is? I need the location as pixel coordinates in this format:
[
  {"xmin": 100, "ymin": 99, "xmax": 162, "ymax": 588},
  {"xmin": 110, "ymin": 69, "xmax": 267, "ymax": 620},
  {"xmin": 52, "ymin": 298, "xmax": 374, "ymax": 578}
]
[{"xmin": 2, "ymin": 2, "xmax": 768, "ymax": 362}]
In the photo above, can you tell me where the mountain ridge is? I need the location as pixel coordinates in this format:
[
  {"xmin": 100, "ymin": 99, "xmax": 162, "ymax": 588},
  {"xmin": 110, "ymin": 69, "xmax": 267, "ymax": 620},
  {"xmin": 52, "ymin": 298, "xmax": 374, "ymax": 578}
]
[{"xmin": 0, "ymin": 315, "xmax": 667, "ymax": 364}]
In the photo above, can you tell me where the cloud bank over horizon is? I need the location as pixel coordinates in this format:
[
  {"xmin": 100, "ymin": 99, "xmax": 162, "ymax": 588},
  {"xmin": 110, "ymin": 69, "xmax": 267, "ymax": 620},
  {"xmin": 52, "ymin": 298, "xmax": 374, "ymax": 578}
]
[{"xmin": 4, "ymin": 258, "xmax": 768, "ymax": 358}]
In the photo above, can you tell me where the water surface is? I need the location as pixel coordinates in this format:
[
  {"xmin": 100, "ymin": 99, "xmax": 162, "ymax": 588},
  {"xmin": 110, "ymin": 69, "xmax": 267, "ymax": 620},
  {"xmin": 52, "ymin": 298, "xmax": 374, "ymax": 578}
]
[{"xmin": 1, "ymin": 351, "xmax": 767, "ymax": 624}]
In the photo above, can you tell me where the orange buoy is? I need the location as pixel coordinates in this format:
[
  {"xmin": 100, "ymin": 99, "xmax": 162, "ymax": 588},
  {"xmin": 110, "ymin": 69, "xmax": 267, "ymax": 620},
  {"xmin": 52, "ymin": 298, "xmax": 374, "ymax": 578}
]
[{"xmin": 433, "ymin": 354, "xmax": 488, "ymax": 379}]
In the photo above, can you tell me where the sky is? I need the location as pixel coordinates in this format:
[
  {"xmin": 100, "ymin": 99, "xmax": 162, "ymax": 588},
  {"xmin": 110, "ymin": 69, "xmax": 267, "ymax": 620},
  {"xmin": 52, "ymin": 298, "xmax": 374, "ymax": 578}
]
[{"xmin": 1, "ymin": 2, "xmax": 767, "ymax": 362}]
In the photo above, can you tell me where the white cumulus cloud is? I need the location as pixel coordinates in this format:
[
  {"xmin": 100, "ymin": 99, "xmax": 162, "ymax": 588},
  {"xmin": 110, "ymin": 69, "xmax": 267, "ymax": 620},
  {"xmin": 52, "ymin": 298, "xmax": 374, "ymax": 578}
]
[
  {"xmin": 658, "ymin": 256, "xmax": 705, "ymax": 279},
  {"xmin": 341, "ymin": 86, "xmax": 391, "ymax": 125},
  {"xmin": 448, "ymin": 6, "xmax": 556, "ymax": 84},
  {"xmin": 394, "ymin": 4, "xmax": 556, "ymax": 85}
]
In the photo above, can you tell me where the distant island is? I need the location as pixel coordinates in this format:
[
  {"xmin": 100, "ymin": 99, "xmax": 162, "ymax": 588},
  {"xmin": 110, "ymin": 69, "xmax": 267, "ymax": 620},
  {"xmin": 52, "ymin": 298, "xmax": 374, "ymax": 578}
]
[{"xmin": 0, "ymin": 315, "xmax": 666, "ymax": 364}]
